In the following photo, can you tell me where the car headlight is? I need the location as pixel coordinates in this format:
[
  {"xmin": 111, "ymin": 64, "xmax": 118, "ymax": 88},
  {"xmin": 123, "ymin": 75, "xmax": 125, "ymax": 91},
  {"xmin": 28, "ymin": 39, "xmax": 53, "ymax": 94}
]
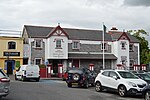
[{"xmin": 128, "ymin": 82, "xmax": 137, "ymax": 87}]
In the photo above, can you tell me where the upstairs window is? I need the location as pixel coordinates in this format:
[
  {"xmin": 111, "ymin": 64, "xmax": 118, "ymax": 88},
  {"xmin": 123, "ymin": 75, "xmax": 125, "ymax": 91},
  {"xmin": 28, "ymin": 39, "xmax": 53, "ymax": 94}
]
[
  {"xmin": 101, "ymin": 43, "xmax": 107, "ymax": 50},
  {"xmin": 121, "ymin": 41, "xmax": 126, "ymax": 50},
  {"xmin": 8, "ymin": 41, "xmax": 16, "ymax": 49},
  {"xmin": 72, "ymin": 41, "xmax": 80, "ymax": 49},
  {"xmin": 56, "ymin": 39, "xmax": 61, "ymax": 49},
  {"xmin": 129, "ymin": 44, "xmax": 134, "ymax": 51},
  {"xmin": 34, "ymin": 39, "xmax": 43, "ymax": 48}
]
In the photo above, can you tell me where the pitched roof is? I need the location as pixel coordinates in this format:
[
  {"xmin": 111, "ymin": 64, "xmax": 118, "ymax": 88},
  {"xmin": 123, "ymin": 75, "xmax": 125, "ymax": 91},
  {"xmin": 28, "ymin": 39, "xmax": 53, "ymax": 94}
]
[
  {"xmin": 109, "ymin": 31, "xmax": 139, "ymax": 43},
  {"xmin": 24, "ymin": 25, "xmax": 53, "ymax": 38},
  {"xmin": 24, "ymin": 25, "xmax": 139, "ymax": 43},
  {"xmin": 24, "ymin": 25, "xmax": 112, "ymax": 41},
  {"xmin": 63, "ymin": 28, "xmax": 112, "ymax": 41}
]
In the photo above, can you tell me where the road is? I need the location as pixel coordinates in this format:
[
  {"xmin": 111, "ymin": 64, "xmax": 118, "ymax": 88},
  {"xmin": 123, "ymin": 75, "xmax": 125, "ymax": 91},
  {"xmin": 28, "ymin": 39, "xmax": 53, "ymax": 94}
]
[{"xmin": 1, "ymin": 79, "xmax": 144, "ymax": 100}]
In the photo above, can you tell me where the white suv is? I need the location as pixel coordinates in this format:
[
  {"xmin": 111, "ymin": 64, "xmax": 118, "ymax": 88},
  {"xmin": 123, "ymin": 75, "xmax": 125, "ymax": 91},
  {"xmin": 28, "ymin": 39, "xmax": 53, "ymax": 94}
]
[{"xmin": 95, "ymin": 70, "xmax": 147, "ymax": 97}]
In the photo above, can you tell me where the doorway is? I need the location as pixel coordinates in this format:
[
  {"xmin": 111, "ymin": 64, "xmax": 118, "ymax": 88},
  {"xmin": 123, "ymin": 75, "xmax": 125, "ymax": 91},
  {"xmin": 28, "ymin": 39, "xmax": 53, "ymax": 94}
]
[
  {"xmin": 5, "ymin": 60, "xmax": 15, "ymax": 75},
  {"xmin": 48, "ymin": 59, "xmax": 62, "ymax": 77}
]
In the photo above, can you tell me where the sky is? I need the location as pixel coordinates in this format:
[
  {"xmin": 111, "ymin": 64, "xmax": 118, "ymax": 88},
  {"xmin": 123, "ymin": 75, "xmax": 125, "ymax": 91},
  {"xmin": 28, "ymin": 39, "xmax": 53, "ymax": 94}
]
[{"xmin": 0, "ymin": 0, "xmax": 150, "ymax": 43}]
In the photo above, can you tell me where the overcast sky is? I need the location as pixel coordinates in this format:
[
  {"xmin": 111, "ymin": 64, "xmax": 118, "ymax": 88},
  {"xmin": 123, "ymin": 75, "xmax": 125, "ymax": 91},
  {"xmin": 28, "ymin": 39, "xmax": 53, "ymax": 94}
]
[{"xmin": 0, "ymin": 0, "xmax": 150, "ymax": 43}]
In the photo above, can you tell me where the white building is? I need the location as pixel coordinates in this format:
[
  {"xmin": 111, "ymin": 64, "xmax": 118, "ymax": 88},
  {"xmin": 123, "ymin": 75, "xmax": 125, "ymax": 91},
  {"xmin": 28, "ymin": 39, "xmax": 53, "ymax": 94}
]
[{"xmin": 22, "ymin": 25, "xmax": 140, "ymax": 76}]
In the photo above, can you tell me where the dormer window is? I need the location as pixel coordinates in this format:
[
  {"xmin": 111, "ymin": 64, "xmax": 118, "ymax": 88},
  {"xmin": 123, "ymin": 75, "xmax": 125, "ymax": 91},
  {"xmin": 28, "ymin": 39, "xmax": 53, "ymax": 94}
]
[
  {"xmin": 72, "ymin": 41, "xmax": 80, "ymax": 49},
  {"xmin": 101, "ymin": 43, "xmax": 107, "ymax": 50},
  {"xmin": 8, "ymin": 41, "xmax": 16, "ymax": 49},
  {"xmin": 34, "ymin": 39, "xmax": 43, "ymax": 48}
]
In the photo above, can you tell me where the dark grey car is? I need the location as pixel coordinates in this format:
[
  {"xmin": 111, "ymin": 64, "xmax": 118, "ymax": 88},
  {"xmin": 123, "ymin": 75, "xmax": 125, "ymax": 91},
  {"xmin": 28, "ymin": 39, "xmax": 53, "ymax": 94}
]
[
  {"xmin": 0, "ymin": 68, "xmax": 10, "ymax": 98},
  {"xmin": 66, "ymin": 68, "xmax": 96, "ymax": 88}
]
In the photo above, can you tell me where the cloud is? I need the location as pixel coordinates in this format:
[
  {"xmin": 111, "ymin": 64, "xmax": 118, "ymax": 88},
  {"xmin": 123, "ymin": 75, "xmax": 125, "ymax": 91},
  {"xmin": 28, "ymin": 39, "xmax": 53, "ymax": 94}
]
[{"xmin": 123, "ymin": 0, "xmax": 150, "ymax": 6}]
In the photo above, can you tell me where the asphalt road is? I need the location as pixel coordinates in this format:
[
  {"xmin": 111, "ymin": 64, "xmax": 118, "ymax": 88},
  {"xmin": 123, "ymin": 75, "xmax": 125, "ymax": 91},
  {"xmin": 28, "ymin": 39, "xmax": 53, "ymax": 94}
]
[{"xmin": 0, "ymin": 79, "xmax": 144, "ymax": 100}]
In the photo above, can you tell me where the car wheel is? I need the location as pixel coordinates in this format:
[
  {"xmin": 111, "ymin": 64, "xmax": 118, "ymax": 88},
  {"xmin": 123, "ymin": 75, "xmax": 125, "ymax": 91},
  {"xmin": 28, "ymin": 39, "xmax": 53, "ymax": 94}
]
[
  {"xmin": 95, "ymin": 82, "xmax": 102, "ymax": 92},
  {"xmin": 118, "ymin": 85, "xmax": 127, "ymax": 97},
  {"xmin": 145, "ymin": 90, "xmax": 150, "ymax": 100},
  {"xmin": 21, "ymin": 76, "xmax": 26, "ymax": 82},
  {"xmin": 67, "ymin": 83, "xmax": 72, "ymax": 87},
  {"xmin": 15, "ymin": 75, "xmax": 18, "ymax": 80},
  {"xmin": 84, "ymin": 81, "xmax": 89, "ymax": 88},
  {"xmin": 91, "ymin": 83, "xmax": 95, "ymax": 87}
]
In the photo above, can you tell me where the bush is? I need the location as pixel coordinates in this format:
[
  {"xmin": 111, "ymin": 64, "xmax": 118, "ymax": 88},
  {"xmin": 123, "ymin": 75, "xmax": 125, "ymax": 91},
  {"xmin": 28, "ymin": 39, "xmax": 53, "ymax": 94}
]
[{"xmin": 39, "ymin": 64, "xmax": 46, "ymax": 68}]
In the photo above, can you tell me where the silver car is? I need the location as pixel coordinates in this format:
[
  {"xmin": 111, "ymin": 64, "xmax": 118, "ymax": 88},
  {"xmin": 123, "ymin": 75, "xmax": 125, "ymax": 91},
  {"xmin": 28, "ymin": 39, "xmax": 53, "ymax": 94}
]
[{"xmin": 0, "ymin": 68, "xmax": 10, "ymax": 98}]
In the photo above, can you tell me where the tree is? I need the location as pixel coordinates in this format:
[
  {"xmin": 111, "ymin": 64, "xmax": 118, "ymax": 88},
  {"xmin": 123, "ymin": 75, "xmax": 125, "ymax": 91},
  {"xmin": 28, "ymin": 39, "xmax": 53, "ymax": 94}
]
[{"xmin": 128, "ymin": 29, "xmax": 150, "ymax": 64}]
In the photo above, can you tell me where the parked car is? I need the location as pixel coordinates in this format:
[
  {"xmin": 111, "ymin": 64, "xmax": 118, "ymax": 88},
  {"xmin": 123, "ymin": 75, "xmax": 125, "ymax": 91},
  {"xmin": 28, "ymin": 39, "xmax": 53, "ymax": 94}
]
[
  {"xmin": 66, "ymin": 67, "xmax": 96, "ymax": 88},
  {"xmin": 142, "ymin": 85, "xmax": 150, "ymax": 100},
  {"xmin": 134, "ymin": 73, "xmax": 150, "ymax": 84},
  {"xmin": 15, "ymin": 65, "xmax": 40, "ymax": 82},
  {"xmin": 95, "ymin": 69, "xmax": 147, "ymax": 97},
  {"xmin": 0, "ymin": 68, "xmax": 10, "ymax": 98}
]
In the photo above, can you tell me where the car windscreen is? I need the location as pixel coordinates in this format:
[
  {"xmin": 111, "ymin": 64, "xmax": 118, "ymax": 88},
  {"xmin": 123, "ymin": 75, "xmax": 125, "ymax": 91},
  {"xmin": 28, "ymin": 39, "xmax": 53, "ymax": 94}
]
[
  {"xmin": 135, "ymin": 74, "xmax": 150, "ymax": 81},
  {"xmin": 68, "ymin": 69, "xmax": 83, "ymax": 74},
  {"xmin": 118, "ymin": 71, "xmax": 138, "ymax": 79}
]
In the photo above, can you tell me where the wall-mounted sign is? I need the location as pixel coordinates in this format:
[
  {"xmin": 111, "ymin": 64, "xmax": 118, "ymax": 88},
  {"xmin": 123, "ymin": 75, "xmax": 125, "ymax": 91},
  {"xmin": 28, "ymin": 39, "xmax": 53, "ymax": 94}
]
[
  {"xmin": 4, "ymin": 52, "xmax": 20, "ymax": 56},
  {"xmin": 53, "ymin": 50, "xmax": 64, "ymax": 58}
]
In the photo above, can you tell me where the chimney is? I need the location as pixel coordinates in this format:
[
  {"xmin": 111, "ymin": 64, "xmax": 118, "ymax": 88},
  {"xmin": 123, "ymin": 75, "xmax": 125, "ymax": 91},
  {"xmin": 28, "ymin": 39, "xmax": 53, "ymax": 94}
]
[{"xmin": 111, "ymin": 27, "xmax": 118, "ymax": 31}]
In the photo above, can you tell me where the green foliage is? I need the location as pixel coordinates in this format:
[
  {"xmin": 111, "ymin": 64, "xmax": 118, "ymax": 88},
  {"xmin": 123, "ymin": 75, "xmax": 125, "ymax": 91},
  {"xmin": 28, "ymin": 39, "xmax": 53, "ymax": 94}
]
[
  {"xmin": 128, "ymin": 29, "xmax": 150, "ymax": 64},
  {"xmin": 15, "ymin": 61, "xmax": 20, "ymax": 69},
  {"xmin": 39, "ymin": 64, "xmax": 46, "ymax": 68}
]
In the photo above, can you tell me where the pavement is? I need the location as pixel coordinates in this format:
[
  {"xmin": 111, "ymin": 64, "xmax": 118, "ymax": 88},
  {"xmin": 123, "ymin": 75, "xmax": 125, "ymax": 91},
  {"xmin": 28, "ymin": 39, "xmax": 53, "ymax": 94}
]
[{"xmin": 8, "ymin": 75, "xmax": 63, "ymax": 81}]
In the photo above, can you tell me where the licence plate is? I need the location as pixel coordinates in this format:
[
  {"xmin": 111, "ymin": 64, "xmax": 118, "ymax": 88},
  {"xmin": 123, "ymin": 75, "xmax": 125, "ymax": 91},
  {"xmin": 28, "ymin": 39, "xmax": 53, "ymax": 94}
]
[
  {"xmin": 28, "ymin": 74, "xmax": 32, "ymax": 76},
  {"xmin": 72, "ymin": 83, "xmax": 78, "ymax": 85}
]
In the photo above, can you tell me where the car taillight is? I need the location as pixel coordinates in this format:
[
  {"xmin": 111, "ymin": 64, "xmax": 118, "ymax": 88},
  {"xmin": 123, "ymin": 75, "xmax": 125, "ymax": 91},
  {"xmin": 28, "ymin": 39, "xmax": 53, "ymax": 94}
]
[{"xmin": 0, "ymin": 78, "xmax": 10, "ymax": 82}]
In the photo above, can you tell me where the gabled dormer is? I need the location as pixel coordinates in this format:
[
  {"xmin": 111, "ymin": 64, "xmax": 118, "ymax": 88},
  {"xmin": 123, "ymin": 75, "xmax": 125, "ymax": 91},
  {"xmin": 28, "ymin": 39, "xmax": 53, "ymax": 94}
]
[
  {"xmin": 118, "ymin": 32, "xmax": 130, "ymax": 42},
  {"xmin": 47, "ymin": 25, "xmax": 69, "ymax": 38}
]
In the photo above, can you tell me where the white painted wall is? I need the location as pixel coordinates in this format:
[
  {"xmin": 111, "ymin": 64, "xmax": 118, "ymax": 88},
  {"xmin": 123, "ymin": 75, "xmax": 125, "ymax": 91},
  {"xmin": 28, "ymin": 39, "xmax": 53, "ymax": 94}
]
[
  {"xmin": 117, "ymin": 40, "xmax": 130, "ymax": 67},
  {"xmin": 47, "ymin": 36, "xmax": 68, "ymax": 59}
]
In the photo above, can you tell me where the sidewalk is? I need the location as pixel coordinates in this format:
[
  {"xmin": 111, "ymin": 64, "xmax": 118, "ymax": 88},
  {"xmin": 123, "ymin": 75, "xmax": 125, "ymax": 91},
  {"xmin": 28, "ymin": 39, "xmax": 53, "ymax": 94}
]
[{"xmin": 8, "ymin": 75, "xmax": 63, "ymax": 81}]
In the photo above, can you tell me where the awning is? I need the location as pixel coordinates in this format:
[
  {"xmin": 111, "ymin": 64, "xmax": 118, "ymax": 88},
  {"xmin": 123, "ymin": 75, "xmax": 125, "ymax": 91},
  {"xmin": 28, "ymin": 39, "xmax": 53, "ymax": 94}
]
[{"xmin": 68, "ymin": 53, "xmax": 117, "ymax": 60}]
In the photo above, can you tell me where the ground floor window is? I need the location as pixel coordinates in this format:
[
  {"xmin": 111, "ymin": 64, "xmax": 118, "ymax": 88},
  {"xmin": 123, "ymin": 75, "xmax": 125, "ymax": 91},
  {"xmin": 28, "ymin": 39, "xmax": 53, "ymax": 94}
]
[{"xmin": 34, "ymin": 58, "xmax": 42, "ymax": 65}]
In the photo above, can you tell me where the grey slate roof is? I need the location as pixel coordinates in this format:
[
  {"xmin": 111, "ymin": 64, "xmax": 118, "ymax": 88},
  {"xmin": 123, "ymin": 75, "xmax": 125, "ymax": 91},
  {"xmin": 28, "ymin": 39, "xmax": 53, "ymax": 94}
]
[
  {"xmin": 24, "ymin": 25, "xmax": 139, "ymax": 42},
  {"xmin": 126, "ymin": 33, "xmax": 139, "ymax": 43},
  {"xmin": 68, "ymin": 53, "xmax": 117, "ymax": 59},
  {"xmin": 24, "ymin": 25, "xmax": 53, "ymax": 38},
  {"xmin": 63, "ymin": 28, "xmax": 111, "ymax": 41},
  {"xmin": 109, "ymin": 31, "xmax": 139, "ymax": 42},
  {"xmin": 24, "ymin": 25, "xmax": 112, "ymax": 41}
]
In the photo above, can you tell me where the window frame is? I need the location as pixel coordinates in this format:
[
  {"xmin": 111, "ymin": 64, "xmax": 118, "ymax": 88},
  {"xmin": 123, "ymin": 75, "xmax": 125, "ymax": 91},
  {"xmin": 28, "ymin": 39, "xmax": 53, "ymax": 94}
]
[
  {"xmin": 101, "ymin": 42, "xmax": 107, "ymax": 50},
  {"xmin": 129, "ymin": 44, "xmax": 134, "ymax": 51},
  {"xmin": 8, "ymin": 41, "xmax": 16, "ymax": 49},
  {"xmin": 34, "ymin": 58, "xmax": 42, "ymax": 65},
  {"xmin": 34, "ymin": 39, "xmax": 43, "ymax": 48},
  {"xmin": 72, "ymin": 41, "xmax": 80, "ymax": 49},
  {"xmin": 121, "ymin": 41, "xmax": 126, "ymax": 50},
  {"xmin": 56, "ymin": 39, "xmax": 62, "ymax": 49}
]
